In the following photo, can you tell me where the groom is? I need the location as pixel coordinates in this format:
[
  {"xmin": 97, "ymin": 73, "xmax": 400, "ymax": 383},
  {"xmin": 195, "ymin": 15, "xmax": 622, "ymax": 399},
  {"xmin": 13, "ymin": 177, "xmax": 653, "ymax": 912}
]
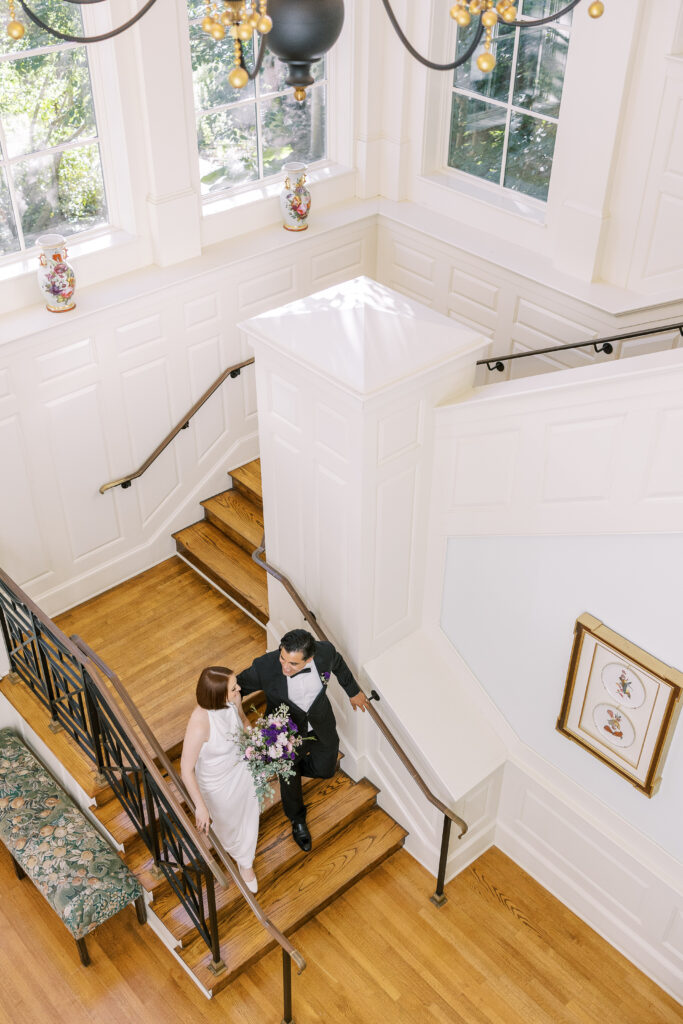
[{"xmin": 236, "ymin": 629, "xmax": 370, "ymax": 851}]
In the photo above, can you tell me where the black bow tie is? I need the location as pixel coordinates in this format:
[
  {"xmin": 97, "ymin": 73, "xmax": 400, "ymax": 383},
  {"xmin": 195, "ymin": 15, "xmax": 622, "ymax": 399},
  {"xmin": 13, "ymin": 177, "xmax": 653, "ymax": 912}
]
[{"xmin": 290, "ymin": 668, "xmax": 311, "ymax": 677}]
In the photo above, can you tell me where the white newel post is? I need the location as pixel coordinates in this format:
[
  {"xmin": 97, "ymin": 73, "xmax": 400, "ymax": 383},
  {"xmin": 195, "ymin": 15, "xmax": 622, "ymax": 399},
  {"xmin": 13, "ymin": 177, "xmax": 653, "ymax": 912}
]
[{"xmin": 239, "ymin": 277, "xmax": 488, "ymax": 769}]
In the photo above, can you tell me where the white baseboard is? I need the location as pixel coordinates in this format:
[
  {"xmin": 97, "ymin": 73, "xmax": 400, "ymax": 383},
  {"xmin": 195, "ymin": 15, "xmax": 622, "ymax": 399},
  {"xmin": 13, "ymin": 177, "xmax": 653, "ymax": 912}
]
[{"xmin": 145, "ymin": 907, "xmax": 213, "ymax": 999}]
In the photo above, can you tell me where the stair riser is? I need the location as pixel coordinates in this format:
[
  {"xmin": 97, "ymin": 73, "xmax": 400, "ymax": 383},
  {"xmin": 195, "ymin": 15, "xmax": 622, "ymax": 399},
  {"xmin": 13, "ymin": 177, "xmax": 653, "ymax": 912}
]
[
  {"xmin": 205, "ymin": 837, "xmax": 406, "ymax": 994},
  {"xmin": 175, "ymin": 543, "xmax": 268, "ymax": 624},
  {"xmin": 230, "ymin": 478, "xmax": 262, "ymax": 509},
  {"xmin": 203, "ymin": 507, "xmax": 258, "ymax": 555}
]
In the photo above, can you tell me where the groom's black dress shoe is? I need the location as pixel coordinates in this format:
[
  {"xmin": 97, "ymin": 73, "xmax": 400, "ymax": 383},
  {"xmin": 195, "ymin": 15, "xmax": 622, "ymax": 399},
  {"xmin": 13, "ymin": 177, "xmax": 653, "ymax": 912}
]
[{"xmin": 292, "ymin": 822, "xmax": 312, "ymax": 852}]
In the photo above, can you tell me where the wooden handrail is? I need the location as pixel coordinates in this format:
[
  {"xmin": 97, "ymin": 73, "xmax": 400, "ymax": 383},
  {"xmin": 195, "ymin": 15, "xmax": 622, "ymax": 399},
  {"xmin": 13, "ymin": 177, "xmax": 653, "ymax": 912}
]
[
  {"xmin": 0, "ymin": 566, "xmax": 305, "ymax": 974},
  {"xmin": 251, "ymin": 541, "xmax": 468, "ymax": 839},
  {"xmin": 72, "ymin": 634, "xmax": 305, "ymax": 974},
  {"xmin": 72, "ymin": 634, "xmax": 305, "ymax": 972},
  {"xmin": 477, "ymin": 320, "xmax": 683, "ymax": 372},
  {"xmin": 99, "ymin": 357, "xmax": 255, "ymax": 493}
]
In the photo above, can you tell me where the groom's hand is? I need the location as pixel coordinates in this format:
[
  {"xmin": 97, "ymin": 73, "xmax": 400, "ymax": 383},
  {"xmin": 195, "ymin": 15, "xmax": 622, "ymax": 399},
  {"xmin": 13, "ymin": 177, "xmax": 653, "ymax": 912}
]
[{"xmin": 350, "ymin": 692, "xmax": 370, "ymax": 712}]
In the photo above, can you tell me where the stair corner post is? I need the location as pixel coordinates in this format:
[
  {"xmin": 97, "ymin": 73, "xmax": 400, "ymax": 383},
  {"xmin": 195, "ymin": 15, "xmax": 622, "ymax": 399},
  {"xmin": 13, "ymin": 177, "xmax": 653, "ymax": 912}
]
[
  {"xmin": 239, "ymin": 278, "xmax": 489, "ymax": 741},
  {"xmin": 430, "ymin": 814, "xmax": 452, "ymax": 907},
  {"xmin": 280, "ymin": 948, "xmax": 294, "ymax": 1024}
]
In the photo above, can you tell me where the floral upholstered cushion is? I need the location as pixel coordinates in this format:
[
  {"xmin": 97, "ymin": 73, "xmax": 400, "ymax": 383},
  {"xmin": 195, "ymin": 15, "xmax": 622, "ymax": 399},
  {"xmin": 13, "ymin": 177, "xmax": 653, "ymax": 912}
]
[{"xmin": 0, "ymin": 729, "xmax": 143, "ymax": 940}]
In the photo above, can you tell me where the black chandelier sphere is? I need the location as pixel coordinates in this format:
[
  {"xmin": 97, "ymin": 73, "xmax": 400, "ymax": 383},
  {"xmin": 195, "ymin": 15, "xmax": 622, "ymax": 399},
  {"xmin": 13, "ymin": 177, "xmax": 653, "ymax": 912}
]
[{"xmin": 267, "ymin": 0, "xmax": 344, "ymax": 98}]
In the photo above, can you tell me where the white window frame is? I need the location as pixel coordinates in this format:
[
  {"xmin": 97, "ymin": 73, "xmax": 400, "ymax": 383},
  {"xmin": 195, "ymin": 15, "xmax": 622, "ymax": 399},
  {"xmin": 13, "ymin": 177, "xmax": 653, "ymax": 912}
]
[
  {"xmin": 185, "ymin": 14, "xmax": 330, "ymax": 205},
  {"xmin": 445, "ymin": 7, "xmax": 569, "ymax": 209},
  {"xmin": 0, "ymin": 1, "xmax": 145, "ymax": 304},
  {"xmin": 412, "ymin": 0, "xmax": 640, "ymax": 279}
]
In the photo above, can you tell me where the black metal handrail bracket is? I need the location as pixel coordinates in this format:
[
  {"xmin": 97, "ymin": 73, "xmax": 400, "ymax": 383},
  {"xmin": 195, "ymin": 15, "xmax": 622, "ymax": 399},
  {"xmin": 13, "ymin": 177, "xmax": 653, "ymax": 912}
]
[
  {"xmin": 478, "ymin": 321, "xmax": 683, "ymax": 373},
  {"xmin": 0, "ymin": 566, "xmax": 305, "ymax": 1017},
  {"xmin": 99, "ymin": 357, "xmax": 255, "ymax": 493},
  {"xmin": 252, "ymin": 538, "xmax": 467, "ymax": 908}
]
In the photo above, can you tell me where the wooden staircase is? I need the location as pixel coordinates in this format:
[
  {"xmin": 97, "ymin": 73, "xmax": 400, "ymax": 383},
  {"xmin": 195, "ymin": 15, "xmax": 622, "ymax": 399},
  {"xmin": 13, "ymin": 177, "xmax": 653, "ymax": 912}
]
[
  {"xmin": 172, "ymin": 459, "xmax": 268, "ymax": 625},
  {"xmin": 91, "ymin": 745, "xmax": 407, "ymax": 993},
  {"xmin": 75, "ymin": 456, "xmax": 407, "ymax": 994}
]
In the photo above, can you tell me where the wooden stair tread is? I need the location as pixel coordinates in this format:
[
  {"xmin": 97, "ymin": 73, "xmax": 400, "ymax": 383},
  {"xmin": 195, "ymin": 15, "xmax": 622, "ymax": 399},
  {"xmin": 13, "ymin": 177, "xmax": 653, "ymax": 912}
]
[
  {"xmin": 155, "ymin": 770, "xmax": 379, "ymax": 941},
  {"xmin": 201, "ymin": 490, "xmax": 264, "ymax": 553},
  {"xmin": 181, "ymin": 805, "xmax": 407, "ymax": 991},
  {"xmin": 172, "ymin": 522, "xmax": 268, "ymax": 623},
  {"xmin": 229, "ymin": 460, "xmax": 262, "ymax": 507}
]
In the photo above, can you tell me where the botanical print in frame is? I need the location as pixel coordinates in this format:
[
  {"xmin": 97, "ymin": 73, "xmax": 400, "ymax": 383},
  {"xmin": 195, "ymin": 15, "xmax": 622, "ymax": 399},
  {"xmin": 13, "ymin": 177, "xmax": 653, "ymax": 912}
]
[{"xmin": 557, "ymin": 614, "xmax": 682, "ymax": 797}]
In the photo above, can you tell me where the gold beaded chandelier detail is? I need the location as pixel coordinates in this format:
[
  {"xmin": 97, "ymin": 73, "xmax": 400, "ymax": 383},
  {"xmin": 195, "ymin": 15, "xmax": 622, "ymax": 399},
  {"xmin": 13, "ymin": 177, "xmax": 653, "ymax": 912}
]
[
  {"xmin": 200, "ymin": 1, "xmax": 272, "ymax": 90},
  {"xmin": 5, "ymin": 0, "xmax": 607, "ymax": 96},
  {"xmin": 449, "ymin": 0, "xmax": 605, "ymax": 73}
]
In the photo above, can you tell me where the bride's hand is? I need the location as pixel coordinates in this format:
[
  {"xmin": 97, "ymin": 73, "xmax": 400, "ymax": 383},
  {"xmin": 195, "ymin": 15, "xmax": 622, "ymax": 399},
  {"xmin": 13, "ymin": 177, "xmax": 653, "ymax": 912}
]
[{"xmin": 195, "ymin": 802, "xmax": 211, "ymax": 834}]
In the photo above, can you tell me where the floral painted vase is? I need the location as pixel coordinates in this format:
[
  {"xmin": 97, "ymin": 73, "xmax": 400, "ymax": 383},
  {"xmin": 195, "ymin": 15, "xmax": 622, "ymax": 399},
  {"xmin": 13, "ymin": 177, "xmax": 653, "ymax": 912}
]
[
  {"xmin": 280, "ymin": 162, "xmax": 311, "ymax": 232},
  {"xmin": 36, "ymin": 233, "xmax": 76, "ymax": 312}
]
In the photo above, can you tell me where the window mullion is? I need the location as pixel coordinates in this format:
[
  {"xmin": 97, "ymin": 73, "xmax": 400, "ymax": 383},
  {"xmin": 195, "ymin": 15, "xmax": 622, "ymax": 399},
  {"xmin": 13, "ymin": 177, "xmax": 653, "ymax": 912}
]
[
  {"xmin": 252, "ymin": 33, "xmax": 265, "ymax": 178},
  {"xmin": 500, "ymin": 18, "xmax": 522, "ymax": 188},
  {"xmin": 0, "ymin": 116, "xmax": 26, "ymax": 250}
]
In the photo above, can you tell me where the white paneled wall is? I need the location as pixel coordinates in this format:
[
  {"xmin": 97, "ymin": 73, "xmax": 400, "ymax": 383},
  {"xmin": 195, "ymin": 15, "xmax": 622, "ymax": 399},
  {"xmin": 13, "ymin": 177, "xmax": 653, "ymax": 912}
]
[
  {"xmin": 0, "ymin": 219, "xmax": 376, "ymax": 614},
  {"xmin": 429, "ymin": 346, "xmax": 683, "ymax": 1000},
  {"xmin": 375, "ymin": 214, "xmax": 683, "ymax": 388}
]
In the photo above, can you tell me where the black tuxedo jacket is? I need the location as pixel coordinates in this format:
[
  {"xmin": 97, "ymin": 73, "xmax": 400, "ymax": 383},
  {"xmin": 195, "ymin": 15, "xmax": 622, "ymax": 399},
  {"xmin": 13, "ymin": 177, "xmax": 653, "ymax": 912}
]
[{"xmin": 236, "ymin": 641, "xmax": 360, "ymax": 748}]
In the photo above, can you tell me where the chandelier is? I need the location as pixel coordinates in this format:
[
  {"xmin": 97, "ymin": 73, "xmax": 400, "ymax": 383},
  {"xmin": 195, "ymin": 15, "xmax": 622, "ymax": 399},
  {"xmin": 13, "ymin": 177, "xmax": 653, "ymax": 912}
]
[{"xmin": 6, "ymin": 0, "xmax": 605, "ymax": 98}]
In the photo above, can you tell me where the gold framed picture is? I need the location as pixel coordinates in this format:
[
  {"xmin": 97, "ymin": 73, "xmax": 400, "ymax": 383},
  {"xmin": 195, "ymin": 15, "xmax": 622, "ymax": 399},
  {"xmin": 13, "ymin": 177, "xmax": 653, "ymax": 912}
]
[{"xmin": 557, "ymin": 614, "xmax": 682, "ymax": 797}]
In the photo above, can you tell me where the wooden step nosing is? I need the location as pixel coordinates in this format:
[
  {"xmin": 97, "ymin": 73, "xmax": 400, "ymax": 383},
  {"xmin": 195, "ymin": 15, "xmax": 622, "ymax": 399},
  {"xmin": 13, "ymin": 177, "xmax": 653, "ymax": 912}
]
[{"xmin": 175, "ymin": 552, "xmax": 268, "ymax": 629}]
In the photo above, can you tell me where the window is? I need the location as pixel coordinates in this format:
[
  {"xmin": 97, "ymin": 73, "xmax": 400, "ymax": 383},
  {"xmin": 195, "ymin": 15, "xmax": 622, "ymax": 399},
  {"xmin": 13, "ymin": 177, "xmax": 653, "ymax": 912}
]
[
  {"xmin": 0, "ymin": 1, "xmax": 108, "ymax": 256},
  {"xmin": 447, "ymin": 0, "xmax": 572, "ymax": 202},
  {"xmin": 187, "ymin": 0, "xmax": 327, "ymax": 196}
]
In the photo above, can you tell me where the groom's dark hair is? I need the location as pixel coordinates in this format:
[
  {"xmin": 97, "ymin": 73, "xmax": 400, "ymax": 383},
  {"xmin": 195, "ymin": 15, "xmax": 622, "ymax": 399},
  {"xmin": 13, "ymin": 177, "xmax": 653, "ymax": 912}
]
[{"xmin": 280, "ymin": 629, "xmax": 316, "ymax": 660}]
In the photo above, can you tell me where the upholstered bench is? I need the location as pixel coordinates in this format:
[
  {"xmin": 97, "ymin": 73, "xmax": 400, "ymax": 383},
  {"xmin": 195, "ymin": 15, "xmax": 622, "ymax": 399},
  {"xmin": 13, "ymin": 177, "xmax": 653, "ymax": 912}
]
[{"xmin": 0, "ymin": 728, "xmax": 146, "ymax": 966}]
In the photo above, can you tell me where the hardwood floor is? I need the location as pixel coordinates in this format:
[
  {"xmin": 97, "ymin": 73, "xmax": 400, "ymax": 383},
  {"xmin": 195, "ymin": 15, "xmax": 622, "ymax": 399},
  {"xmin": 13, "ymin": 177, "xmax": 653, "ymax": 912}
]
[
  {"xmin": 0, "ymin": 845, "xmax": 678, "ymax": 1024},
  {"xmin": 53, "ymin": 556, "xmax": 266, "ymax": 755}
]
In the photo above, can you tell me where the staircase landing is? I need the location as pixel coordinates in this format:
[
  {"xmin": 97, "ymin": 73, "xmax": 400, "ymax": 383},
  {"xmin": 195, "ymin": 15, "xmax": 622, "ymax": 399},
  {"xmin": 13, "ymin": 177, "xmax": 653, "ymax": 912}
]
[{"xmin": 54, "ymin": 556, "xmax": 265, "ymax": 758}]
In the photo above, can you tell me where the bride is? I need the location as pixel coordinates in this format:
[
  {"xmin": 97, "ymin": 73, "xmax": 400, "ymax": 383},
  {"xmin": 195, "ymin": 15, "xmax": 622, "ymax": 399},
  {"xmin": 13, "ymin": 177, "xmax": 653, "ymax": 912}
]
[{"xmin": 180, "ymin": 666, "xmax": 260, "ymax": 892}]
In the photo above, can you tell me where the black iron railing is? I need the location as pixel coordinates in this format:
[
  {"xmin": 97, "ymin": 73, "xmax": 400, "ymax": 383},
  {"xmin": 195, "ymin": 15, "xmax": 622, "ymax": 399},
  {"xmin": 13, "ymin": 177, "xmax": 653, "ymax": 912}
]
[
  {"xmin": 478, "ymin": 321, "xmax": 683, "ymax": 373},
  {"xmin": 0, "ymin": 567, "xmax": 304, "ymax": 1021},
  {"xmin": 252, "ymin": 539, "xmax": 467, "ymax": 907}
]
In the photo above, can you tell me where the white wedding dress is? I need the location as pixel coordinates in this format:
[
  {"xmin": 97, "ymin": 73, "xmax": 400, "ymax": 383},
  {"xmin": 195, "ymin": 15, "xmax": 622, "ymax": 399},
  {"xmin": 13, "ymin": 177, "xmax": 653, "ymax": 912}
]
[{"xmin": 195, "ymin": 704, "xmax": 259, "ymax": 867}]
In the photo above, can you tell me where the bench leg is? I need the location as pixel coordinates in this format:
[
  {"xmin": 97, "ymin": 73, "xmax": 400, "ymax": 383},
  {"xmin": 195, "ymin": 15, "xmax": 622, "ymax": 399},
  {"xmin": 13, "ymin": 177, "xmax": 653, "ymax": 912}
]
[
  {"xmin": 76, "ymin": 937, "xmax": 91, "ymax": 967},
  {"xmin": 10, "ymin": 854, "xmax": 25, "ymax": 881},
  {"xmin": 134, "ymin": 893, "xmax": 147, "ymax": 925}
]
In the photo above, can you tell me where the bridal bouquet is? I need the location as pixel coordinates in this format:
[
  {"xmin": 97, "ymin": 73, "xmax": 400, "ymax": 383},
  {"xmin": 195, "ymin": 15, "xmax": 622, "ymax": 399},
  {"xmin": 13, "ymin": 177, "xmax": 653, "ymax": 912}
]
[{"xmin": 240, "ymin": 703, "xmax": 304, "ymax": 806}]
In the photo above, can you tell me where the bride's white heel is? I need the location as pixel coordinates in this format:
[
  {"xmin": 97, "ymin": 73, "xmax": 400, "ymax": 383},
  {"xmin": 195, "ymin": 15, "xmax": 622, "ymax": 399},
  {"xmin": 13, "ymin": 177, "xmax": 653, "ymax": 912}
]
[{"xmin": 239, "ymin": 865, "xmax": 258, "ymax": 894}]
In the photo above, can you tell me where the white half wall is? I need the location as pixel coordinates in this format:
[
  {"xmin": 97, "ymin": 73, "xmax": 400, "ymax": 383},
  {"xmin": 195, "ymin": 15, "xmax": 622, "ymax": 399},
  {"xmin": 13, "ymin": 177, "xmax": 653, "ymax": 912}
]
[{"xmin": 0, "ymin": 214, "xmax": 376, "ymax": 615}]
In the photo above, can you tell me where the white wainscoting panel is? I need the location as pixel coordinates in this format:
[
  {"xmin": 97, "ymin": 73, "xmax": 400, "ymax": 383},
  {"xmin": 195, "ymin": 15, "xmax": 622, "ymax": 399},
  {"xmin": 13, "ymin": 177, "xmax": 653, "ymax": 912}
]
[
  {"xmin": 497, "ymin": 760, "xmax": 683, "ymax": 1002},
  {"xmin": 0, "ymin": 218, "xmax": 374, "ymax": 614},
  {"xmin": 375, "ymin": 218, "xmax": 683, "ymax": 389},
  {"xmin": 0, "ymin": 415, "xmax": 50, "ymax": 585},
  {"xmin": 47, "ymin": 386, "xmax": 121, "ymax": 561},
  {"xmin": 429, "ymin": 348, "xmax": 683, "ymax": 540}
]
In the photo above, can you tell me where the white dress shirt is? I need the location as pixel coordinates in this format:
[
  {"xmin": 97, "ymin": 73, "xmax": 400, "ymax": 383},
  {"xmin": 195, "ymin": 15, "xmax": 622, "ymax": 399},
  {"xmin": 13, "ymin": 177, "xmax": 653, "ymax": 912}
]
[{"xmin": 286, "ymin": 660, "xmax": 323, "ymax": 730}]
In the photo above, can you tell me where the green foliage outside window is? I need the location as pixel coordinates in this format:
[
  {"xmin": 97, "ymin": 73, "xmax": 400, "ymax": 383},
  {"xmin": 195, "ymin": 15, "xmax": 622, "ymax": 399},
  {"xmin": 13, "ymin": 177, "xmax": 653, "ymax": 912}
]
[
  {"xmin": 448, "ymin": 0, "xmax": 571, "ymax": 202},
  {"xmin": 187, "ymin": 4, "xmax": 327, "ymax": 195},
  {"xmin": 0, "ymin": 0, "xmax": 107, "ymax": 256}
]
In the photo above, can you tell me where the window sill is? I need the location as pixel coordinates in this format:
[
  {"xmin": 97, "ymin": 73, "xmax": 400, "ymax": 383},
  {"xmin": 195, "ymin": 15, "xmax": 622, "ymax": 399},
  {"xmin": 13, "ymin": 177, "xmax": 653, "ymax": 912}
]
[
  {"xmin": 0, "ymin": 228, "xmax": 151, "ymax": 319},
  {"xmin": 422, "ymin": 169, "xmax": 547, "ymax": 226},
  {"xmin": 199, "ymin": 162, "xmax": 358, "ymax": 247}
]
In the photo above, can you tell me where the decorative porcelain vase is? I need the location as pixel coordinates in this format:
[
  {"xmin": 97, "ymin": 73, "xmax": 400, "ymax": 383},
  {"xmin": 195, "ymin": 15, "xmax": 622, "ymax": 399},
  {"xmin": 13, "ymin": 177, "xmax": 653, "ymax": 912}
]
[
  {"xmin": 280, "ymin": 162, "xmax": 311, "ymax": 232},
  {"xmin": 36, "ymin": 233, "xmax": 76, "ymax": 313}
]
